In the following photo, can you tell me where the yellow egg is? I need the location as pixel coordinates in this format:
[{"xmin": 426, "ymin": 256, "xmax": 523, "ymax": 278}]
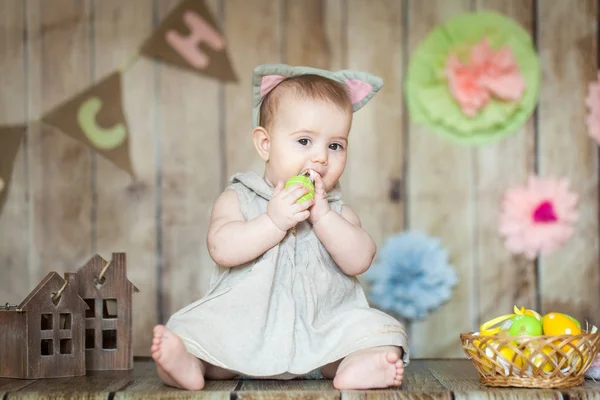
[
  {"xmin": 565, "ymin": 345, "xmax": 590, "ymax": 371},
  {"xmin": 498, "ymin": 343, "xmax": 524, "ymax": 371},
  {"xmin": 542, "ymin": 312, "xmax": 582, "ymax": 336},
  {"xmin": 524, "ymin": 345, "xmax": 557, "ymax": 374}
]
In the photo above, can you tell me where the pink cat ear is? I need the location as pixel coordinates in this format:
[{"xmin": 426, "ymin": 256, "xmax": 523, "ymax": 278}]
[
  {"xmin": 344, "ymin": 79, "xmax": 373, "ymax": 105},
  {"xmin": 260, "ymin": 75, "xmax": 287, "ymax": 97}
]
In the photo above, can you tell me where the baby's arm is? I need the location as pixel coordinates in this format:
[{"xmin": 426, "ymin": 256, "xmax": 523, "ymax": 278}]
[
  {"xmin": 207, "ymin": 189, "xmax": 286, "ymax": 268},
  {"xmin": 312, "ymin": 205, "xmax": 376, "ymax": 276}
]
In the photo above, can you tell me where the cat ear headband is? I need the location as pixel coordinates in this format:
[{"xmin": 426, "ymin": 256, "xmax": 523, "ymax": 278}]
[{"xmin": 252, "ymin": 63, "xmax": 384, "ymax": 128}]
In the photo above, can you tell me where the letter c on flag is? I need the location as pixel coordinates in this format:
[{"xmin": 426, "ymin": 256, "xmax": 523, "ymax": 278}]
[{"xmin": 77, "ymin": 97, "xmax": 127, "ymax": 150}]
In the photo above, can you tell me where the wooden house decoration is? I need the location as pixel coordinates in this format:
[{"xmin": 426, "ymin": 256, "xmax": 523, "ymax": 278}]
[
  {"xmin": 72, "ymin": 252, "xmax": 139, "ymax": 370},
  {"xmin": 0, "ymin": 272, "xmax": 87, "ymax": 378}
]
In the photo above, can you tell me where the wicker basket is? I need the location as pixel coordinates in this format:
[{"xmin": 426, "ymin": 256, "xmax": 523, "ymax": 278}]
[{"xmin": 460, "ymin": 331, "xmax": 600, "ymax": 388}]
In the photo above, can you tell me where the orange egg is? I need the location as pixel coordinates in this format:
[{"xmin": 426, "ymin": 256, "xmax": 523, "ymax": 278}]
[{"xmin": 542, "ymin": 312, "xmax": 582, "ymax": 336}]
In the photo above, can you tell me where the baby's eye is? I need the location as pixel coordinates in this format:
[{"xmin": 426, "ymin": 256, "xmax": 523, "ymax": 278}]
[
  {"xmin": 298, "ymin": 138, "xmax": 310, "ymax": 146},
  {"xmin": 329, "ymin": 143, "xmax": 343, "ymax": 151}
]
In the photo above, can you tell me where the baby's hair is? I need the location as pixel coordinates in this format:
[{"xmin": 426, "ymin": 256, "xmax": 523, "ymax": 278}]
[{"xmin": 259, "ymin": 74, "xmax": 353, "ymax": 130}]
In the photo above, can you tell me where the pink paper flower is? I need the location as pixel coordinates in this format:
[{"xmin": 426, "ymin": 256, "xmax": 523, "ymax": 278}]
[
  {"xmin": 499, "ymin": 176, "xmax": 578, "ymax": 260},
  {"xmin": 585, "ymin": 72, "xmax": 600, "ymax": 144},
  {"xmin": 445, "ymin": 37, "xmax": 526, "ymax": 117}
]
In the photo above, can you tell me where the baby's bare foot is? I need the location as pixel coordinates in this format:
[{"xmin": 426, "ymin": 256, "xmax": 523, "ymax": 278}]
[
  {"xmin": 151, "ymin": 325, "xmax": 205, "ymax": 390},
  {"xmin": 333, "ymin": 349, "xmax": 404, "ymax": 389}
]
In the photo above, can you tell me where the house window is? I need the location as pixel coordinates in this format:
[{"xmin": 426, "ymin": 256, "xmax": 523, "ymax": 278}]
[
  {"xmin": 41, "ymin": 314, "xmax": 53, "ymax": 330},
  {"xmin": 60, "ymin": 339, "xmax": 72, "ymax": 354},
  {"xmin": 103, "ymin": 299, "xmax": 117, "ymax": 319},
  {"xmin": 102, "ymin": 329, "xmax": 117, "ymax": 349},
  {"xmin": 84, "ymin": 299, "xmax": 95, "ymax": 318},
  {"xmin": 85, "ymin": 329, "xmax": 95, "ymax": 349},
  {"xmin": 60, "ymin": 313, "xmax": 72, "ymax": 329},
  {"xmin": 41, "ymin": 339, "xmax": 53, "ymax": 356}
]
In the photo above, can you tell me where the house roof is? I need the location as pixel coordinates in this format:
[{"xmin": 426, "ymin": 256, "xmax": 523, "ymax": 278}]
[
  {"xmin": 78, "ymin": 253, "xmax": 140, "ymax": 293},
  {"xmin": 18, "ymin": 272, "xmax": 89, "ymax": 311}
]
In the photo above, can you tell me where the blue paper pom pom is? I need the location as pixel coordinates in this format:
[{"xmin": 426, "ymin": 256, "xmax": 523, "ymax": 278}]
[{"xmin": 364, "ymin": 231, "xmax": 458, "ymax": 321}]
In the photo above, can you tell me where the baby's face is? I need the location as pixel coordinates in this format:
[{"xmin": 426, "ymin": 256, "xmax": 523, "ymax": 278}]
[{"xmin": 265, "ymin": 95, "xmax": 352, "ymax": 192}]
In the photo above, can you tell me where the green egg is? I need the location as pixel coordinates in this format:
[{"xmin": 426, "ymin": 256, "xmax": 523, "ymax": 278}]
[
  {"xmin": 508, "ymin": 315, "xmax": 543, "ymax": 337},
  {"xmin": 285, "ymin": 175, "xmax": 315, "ymax": 203},
  {"xmin": 566, "ymin": 314, "xmax": 582, "ymax": 329}
]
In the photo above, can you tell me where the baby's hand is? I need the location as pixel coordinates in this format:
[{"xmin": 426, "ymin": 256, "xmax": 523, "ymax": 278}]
[
  {"xmin": 308, "ymin": 173, "xmax": 331, "ymax": 225},
  {"xmin": 267, "ymin": 181, "xmax": 315, "ymax": 231}
]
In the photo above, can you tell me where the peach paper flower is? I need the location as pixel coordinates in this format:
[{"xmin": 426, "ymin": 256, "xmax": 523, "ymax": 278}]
[
  {"xmin": 499, "ymin": 176, "xmax": 578, "ymax": 260},
  {"xmin": 445, "ymin": 38, "xmax": 526, "ymax": 117},
  {"xmin": 586, "ymin": 72, "xmax": 600, "ymax": 144}
]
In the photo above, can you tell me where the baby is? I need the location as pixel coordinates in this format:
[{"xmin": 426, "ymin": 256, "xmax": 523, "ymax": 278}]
[{"xmin": 151, "ymin": 64, "xmax": 409, "ymax": 390}]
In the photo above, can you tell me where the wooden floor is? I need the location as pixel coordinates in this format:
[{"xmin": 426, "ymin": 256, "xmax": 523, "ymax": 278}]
[{"xmin": 2, "ymin": 358, "xmax": 600, "ymax": 399}]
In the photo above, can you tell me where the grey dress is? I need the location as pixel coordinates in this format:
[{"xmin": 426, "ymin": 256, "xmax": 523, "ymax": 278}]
[{"xmin": 166, "ymin": 171, "xmax": 409, "ymax": 378}]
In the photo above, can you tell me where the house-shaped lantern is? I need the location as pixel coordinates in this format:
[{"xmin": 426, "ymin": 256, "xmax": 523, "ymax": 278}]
[
  {"xmin": 0, "ymin": 272, "xmax": 87, "ymax": 378},
  {"xmin": 72, "ymin": 252, "xmax": 139, "ymax": 370}
]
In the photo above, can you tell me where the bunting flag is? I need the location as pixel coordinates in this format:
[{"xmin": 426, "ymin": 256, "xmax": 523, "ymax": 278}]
[
  {"xmin": 140, "ymin": 0, "xmax": 237, "ymax": 82},
  {"xmin": 0, "ymin": 0, "xmax": 238, "ymax": 220},
  {"xmin": 41, "ymin": 72, "xmax": 135, "ymax": 176},
  {"xmin": 0, "ymin": 125, "xmax": 26, "ymax": 216}
]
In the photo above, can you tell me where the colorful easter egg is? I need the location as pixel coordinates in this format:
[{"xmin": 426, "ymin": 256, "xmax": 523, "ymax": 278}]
[
  {"xmin": 508, "ymin": 315, "xmax": 543, "ymax": 337},
  {"xmin": 524, "ymin": 345, "xmax": 557, "ymax": 374},
  {"xmin": 285, "ymin": 174, "xmax": 315, "ymax": 203},
  {"xmin": 542, "ymin": 312, "xmax": 582, "ymax": 336}
]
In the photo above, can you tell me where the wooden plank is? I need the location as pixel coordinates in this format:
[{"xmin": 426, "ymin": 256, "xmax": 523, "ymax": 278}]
[
  {"xmin": 115, "ymin": 358, "xmax": 237, "ymax": 397},
  {"xmin": 344, "ymin": 0, "xmax": 405, "ymax": 250},
  {"xmin": 472, "ymin": 1, "xmax": 537, "ymax": 325},
  {"xmin": 406, "ymin": 0, "xmax": 475, "ymax": 358},
  {"xmin": 27, "ymin": 0, "xmax": 93, "ymax": 283},
  {"xmin": 401, "ymin": 360, "xmax": 453, "ymax": 392},
  {"xmin": 118, "ymin": 390, "xmax": 231, "ymax": 400},
  {"xmin": 158, "ymin": 0, "xmax": 223, "ymax": 318},
  {"xmin": 223, "ymin": 0, "xmax": 281, "ymax": 178},
  {"xmin": 91, "ymin": 0, "xmax": 157, "ymax": 356},
  {"xmin": 342, "ymin": 391, "xmax": 451, "ymax": 400},
  {"xmin": 422, "ymin": 360, "xmax": 482, "ymax": 391},
  {"xmin": 284, "ymin": 0, "xmax": 343, "ymax": 69},
  {"xmin": 0, "ymin": 0, "xmax": 30, "ymax": 314},
  {"xmin": 559, "ymin": 389, "xmax": 600, "ymax": 400},
  {"xmin": 8, "ymin": 393, "xmax": 108, "ymax": 400},
  {"xmin": 424, "ymin": 360, "xmax": 562, "ymax": 399},
  {"xmin": 453, "ymin": 391, "xmax": 563, "ymax": 400},
  {"xmin": 239, "ymin": 380, "xmax": 335, "ymax": 391},
  {"xmin": 236, "ymin": 389, "xmax": 338, "ymax": 400},
  {"xmin": 7, "ymin": 370, "xmax": 131, "ymax": 399},
  {"xmin": 0, "ymin": 379, "xmax": 36, "ymax": 393},
  {"xmin": 537, "ymin": 0, "xmax": 599, "ymax": 321}
]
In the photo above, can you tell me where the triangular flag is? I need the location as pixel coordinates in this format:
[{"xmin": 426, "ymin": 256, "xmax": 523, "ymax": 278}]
[
  {"xmin": 0, "ymin": 125, "xmax": 26, "ymax": 218},
  {"xmin": 140, "ymin": 0, "xmax": 237, "ymax": 82},
  {"xmin": 41, "ymin": 72, "xmax": 135, "ymax": 176}
]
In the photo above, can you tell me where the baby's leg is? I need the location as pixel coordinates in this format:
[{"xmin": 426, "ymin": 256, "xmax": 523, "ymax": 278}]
[
  {"xmin": 331, "ymin": 346, "xmax": 404, "ymax": 390},
  {"xmin": 151, "ymin": 325, "xmax": 239, "ymax": 390},
  {"xmin": 151, "ymin": 325, "xmax": 206, "ymax": 390}
]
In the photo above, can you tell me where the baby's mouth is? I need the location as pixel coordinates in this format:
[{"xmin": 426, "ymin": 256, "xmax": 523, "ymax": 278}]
[{"xmin": 301, "ymin": 169, "xmax": 319, "ymax": 183}]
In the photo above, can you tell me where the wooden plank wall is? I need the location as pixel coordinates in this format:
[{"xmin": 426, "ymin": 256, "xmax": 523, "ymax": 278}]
[{"xmin": 0, "ymin": 0, "xmax": 598, "ymax": 359}]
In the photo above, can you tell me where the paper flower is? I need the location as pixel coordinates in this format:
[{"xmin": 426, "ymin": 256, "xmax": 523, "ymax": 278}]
[
  {"xmin": 499, "ymin": 176, "xmax": 578, "ymax": 260},
  {"xmin": 405, "ymin": 11, "xmax": 540, "ymax": 145},
  {"xmin": 364, "ymin": 231, "xmax": 458, "ymax": 321},
  {"xmin": 585, "ymin": 72, "xmax": 600, "ymax": 144},
  {"xmin": 446, "ymin": 38, "xmax": 525, "ymax": 117}
]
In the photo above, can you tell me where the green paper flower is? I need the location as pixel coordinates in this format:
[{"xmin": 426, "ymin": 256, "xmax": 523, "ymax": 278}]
[{"xmin": 405, "ymin": 11, "xmax": 540, "ymax": 145}]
